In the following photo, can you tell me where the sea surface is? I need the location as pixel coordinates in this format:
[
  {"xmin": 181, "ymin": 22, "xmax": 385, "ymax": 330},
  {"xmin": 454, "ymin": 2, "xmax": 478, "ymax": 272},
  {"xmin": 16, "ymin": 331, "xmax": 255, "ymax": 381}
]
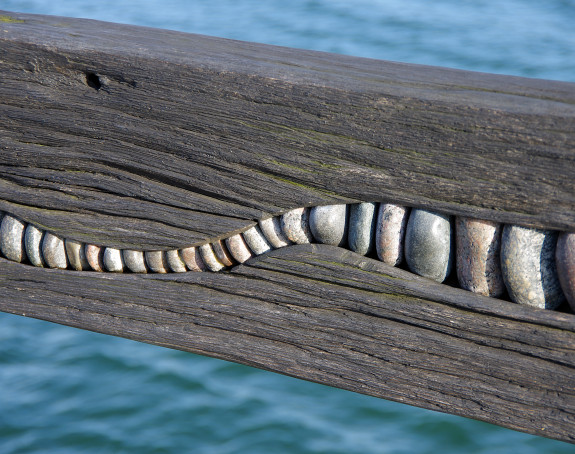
[{"xmin": 1, "ymin": 1, "xmax": 574, "ymax": 453}]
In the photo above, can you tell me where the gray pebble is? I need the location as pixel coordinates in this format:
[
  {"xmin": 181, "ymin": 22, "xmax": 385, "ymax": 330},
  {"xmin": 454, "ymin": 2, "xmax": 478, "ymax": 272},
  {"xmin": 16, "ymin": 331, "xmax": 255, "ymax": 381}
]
[
  {"xmin": 556, "ymin": 232, "xmax": 575, "ymax": 311},
  {"xmin": 281, "ymin": 208, "xmax": 313, "ymax": 244},
  {"xmin": 309, "ymin": 204, "xmax": 348, "ymax": 246},
  {"xmin": 65, "ymin": 239, "xmax": 90, "ymax": 271},
  {"xmin": 0, "ymin": 215, "xmax": 26, "ymax": 262},
  {"xmin": 376, "ymin": 204, "xmax": 410, "ymax": 266},
  {"xmin": 348, "ymin": 203, "xmax": 377, "ymax": 256},
  {"xmin": 225, "ymin": 234, "xmax": 253, "ymax": 263},
  {"xmin": 166, "ymin": 250, "xmax": 187, "ymax": 273},
  {"xmin": 123, "ymin": 250, "xmax": 147, "ymax": 273},
  {"xmin": 199, "ymin": 244, "xmax": 225, "ymax": 272},
  {"xmin": 243, "ymin": 226, "xmax": 272, "ymax": 255},
  {"xmin": 42, "ymin": 233, "xmax": 68, "ymax": 269},
  {"xmin": 180, "ymin": 247, "xmax": 206, "ymax": 272},
  {"xmin": 103, "ymin": 247, "xmax": 124, "ymax": 272},
  {"xmin": 501, "ymin": 226, "xmax": 564, "ymax": 309},
  {"xmin": 25, "ymin": 225, "xmax": 45, "ymax": 267},
  {"xmin": 85, "ymin": 244, "xmax": 104, "ymax": 272},
  {"xmin": 145, "ymin": 250, "xmax": 169, "ymax": 273},
  {"xmin": 405, "ymin": 209, "xmax": 453, "ymax": 282},
  {"xmin": 259, "ymin": 217, "xmax": 291, "ymax": 248}
]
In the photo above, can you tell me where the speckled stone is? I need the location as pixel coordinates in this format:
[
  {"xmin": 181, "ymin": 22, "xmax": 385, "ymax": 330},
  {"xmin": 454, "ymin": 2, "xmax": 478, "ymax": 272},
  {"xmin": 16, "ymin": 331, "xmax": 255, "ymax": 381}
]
[
  {"xmin": 166, "ymin": 250, "xmax": 187, "ymax": 273},
  {"xmin": 42, "ymin": 233, "xmax": 68, "ymax": 269},
  {"xmin": 180, "ymin": 247, "xmax": 206, "ymax": 272},
  {"xmin": 376, "ymin": 204, "xmax": 410, "ymax": 266},
  {"xmin": 259, "ymin": 217, "xmax": 291, "ymax": 248},
  {"xmin": 556, "ymin": 232, "xmax": 575, "ymax": 311},
  {"xmin": 145, "ymin": 250, "xmax": 169, "ymax": 273},
  {"xmin": 501, "ymin": 226, "xmax": 564, "ymax": 309},
  {"xmin": 455, "ymin": 217, "xmax": 505, "ymax": 298},
  {"xmin": 65, "ymin": 239, "xmax": 90, "ymax": 271},
  {"xmin": 85, "ymin": 244, "xmax": 104, "ymax": 272},
  {"xmin": 309, "ymin": 204, "xmax": 348, "ymax": 246},
  {"xmin": 243, "ymin": 226, "xmax": 272, "ymax": 255},
  {"xmin": 0, "ymin": 215, "xmax": 26, "ymax": 262},
  {"xmin": 103, "ymin": 247, "xmax": 124, "ymax": 272},
  {"xmin": 281, "ymin": 208, "xmax": 313, "ymax": 244},
  {"xmin": 199, "ymin": 244, "xmax": 225, "ymax": 272},
  {"xmin": 225, "ymin": 234, "xmax": 253, "ymax": 263},
  {"xmin": 347, "ymin": 203, "xmax": 377, "ymax": 256},
  {"xmin": 212, "ymin": 240, "xmax": 235, "ymax": 267},
  {"xmin": 123, "ymin": 250, "xmax": 147, "ymax": 273},
  {"xmin": 405, "ymin": 209, "xmax": 453, "ymax": 282},
  {"xmin": 25, "ymin": 225, "xmax": 45, "ymax": 267}
]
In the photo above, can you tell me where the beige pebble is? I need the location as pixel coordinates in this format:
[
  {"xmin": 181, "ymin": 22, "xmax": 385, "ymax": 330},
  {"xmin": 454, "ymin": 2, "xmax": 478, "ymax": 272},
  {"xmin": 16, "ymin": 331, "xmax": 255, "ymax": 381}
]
[
  {"xmin": 259, "ymin": 217, "xmax": 291, "ymax": 248},
  {"xmin": 85, "ymin": 244, "xmax": 104, "ymax": 272},
  {"xmin": 212, "ymin": 240, "xmax": 235, "ymax": 267},
  {"xmin": 281, "ymin": 208, "xmax": 313, "ymax": 244},
  {"xmin": 243, "ymin": 226, "xmax": 272, "ymax": 255},
  {"xmin": 65, "ymin": 239, "xmax": 90, "ymax": 271},
  {"xmin": 42, "ymin": 233, "xmax": 68, "ymax": 269},
  {"xmin": 166, "ymin": 250, "xmax": 187, "ymax": 273},
  {"xmin": 225, "ymin": 234, "xmax": 253, "ymax": 263},
  {"xmin": 180, "ymin": 247, "xmax": 206, "ymax": 272},
  {"xmin": 123, "ymin": 250, "xmax": 147, "ymax": 273},
  {"xmin": 103, "ymin": 248, "xmax": 124, "ymax": 272},
  {"xmin": 199, "ymin": 244, "xmax": 225, "ymax": 272},
  {"xmin": 145, "ymin": 250, "xmax": 169, "ymax": 273},
  {"xmin": 376, "ymin": 204, "xmax": 410, "ymax": 266}
]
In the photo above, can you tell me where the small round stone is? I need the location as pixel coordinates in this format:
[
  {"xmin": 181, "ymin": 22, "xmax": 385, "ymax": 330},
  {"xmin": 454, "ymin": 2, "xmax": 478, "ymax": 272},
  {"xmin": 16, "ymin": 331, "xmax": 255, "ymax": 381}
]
[
  {"xmin": 65, "ymin": 239, "xmax": 90, "ymax": 271},
  {"xmin": 348, "ymin": 203, "xmax": 377, "ymax": 256},
  {"xmin": 25, "ymin": 225, "xmax": 45, "ymax": 267},
  {"xmin": 225, "ymin": 234, "xmax": 253, "ymax": 263},
  {"xmin": 212, "ymin": 240, "xmax": 235, "ymax": 267},
  {"xmin": 0, "ymin": 215, "xmax": 26, "ymax": 262},
  {"xmin": 456, "ymin": 218, "xmax": 504, "ymax": 298},
  {"xmin": 501, "ymin": 226, "xmax": 564, "ymax": 309},
  {"xmin": 85, "ymin": 244, "xmax": 104, "ymax": 272},
  {"xmin": 42, "ymin": 233, "xmax": 68, "ymax": 269},
  {"xmin": 281, "ymin": 208, "xmax": 313, "ymax": 244},
  {"xmin": 259, "ymin": 217, "xmax": 291, "ymax": 248},
  {"xmin": 180, "ymin": 247, "xmax": 206, "ymax": 272},
  {"xmin": 309, "ymin": 204, "xmax": 348, "ymax": 246},
  {"xmin": 199, "ymin": 244, "xmax": 225, "ymax": 272},
  {"xmin": 123, "ymin": 250, "xmax": 147, "ymax": 273},
  {"xmin": 243, "ymin": 226, "xmax": 272, "ymax": 255},
  {"xmin": 145, "ymin": 250, "xmax": 169, "ymax": 273},
  {"xmin": 103, "ymin": 247, "xmax": 124, "ymax": 272},
  {"xmin": 376, "ymin": 204, "xmax": 410, "ymax": 266},
  {"xmin": 166, "ymin": 250, "xmax": 187, "ymax": 273},
  {"xmin": 556, "ymin": 232, "xmax": 575, "ymax": 311},
  {"xmin": 405, "ymin": 209, "xmax": 453, "ymax": 282}
]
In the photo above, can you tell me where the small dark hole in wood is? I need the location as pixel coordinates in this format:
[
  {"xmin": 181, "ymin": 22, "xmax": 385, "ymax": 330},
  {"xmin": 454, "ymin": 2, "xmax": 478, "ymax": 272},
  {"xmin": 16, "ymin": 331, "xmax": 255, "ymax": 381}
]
[{"xmin": 85, "ymin": 72, "xmax": 102, "ymax": 90}]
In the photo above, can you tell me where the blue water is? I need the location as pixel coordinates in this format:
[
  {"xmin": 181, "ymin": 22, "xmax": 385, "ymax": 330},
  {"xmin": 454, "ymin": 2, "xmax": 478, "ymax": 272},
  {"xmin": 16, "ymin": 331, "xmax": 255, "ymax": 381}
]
[{"xmin": 1, "ymin": 1, "xmax": 574, "ymax": 453}]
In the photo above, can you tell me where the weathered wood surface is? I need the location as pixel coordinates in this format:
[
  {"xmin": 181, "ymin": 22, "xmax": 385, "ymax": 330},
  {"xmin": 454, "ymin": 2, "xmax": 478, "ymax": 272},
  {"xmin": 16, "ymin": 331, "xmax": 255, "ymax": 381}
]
[
  {"xmin": 1, "ymin": 11, "xmax": 575, "ymax": 250},
  {"xmin": 0, "ymin": 245, "xmax": 574, "ymax": 443}
]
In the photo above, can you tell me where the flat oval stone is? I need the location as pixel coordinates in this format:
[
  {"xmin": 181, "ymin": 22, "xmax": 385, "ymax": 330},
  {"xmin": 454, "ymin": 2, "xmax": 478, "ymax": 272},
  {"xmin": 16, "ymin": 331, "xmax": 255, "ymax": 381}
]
[
  {"xmin": 376, "ymin": 204, "xmax": 410, "ymax": 266},
  {"xmin": 259, "ymin": 217, "xmax": 291, "ymax": 248},
  {"xmin": 103, "ymin": 247, "xmax": 124, "ymax": 272},
  {"xmin": 166, "ymin": 250, "xmax": 187, "ymax": 273},
  {"xmin": 309, "ymin": 204, "xmax": 348, "ymax": 246},
  {"xmin": 0, "ymin": 215, "xmax": 26, "ymax": 262},
  {"xmin": 456, "ymin": 217, "xmax": 504, "ymax": 297},
  {"xmin": 85, "ymin": 244, "xmax": 104, "ymax": 272},
  {"xmin": 405, "ymin": 209, "xmax": 453, "ymax": 282},
  {"xmin": 501, "ymin": 226, "xmax": 564, "ymax": 309},
  {"xmin": 145, "ymin": 250, "xmax": 169, "ymax": 273},
  {"xmin": 199, "ymin": 244, "xmax": 225, "ymax": 272},
  {"xmin": 556, "ymin": 232, "xmax": 575, "ymax": 311},
  {"xmin": 123, "ymin": 250, "xmax": 147, "ymax": 273},
  {"xmin": 348, "ymin": 203, "xmax": 377, "ymax": 256},
  {"xmin": 180, "ymin": 247, "xmax": 206, "ymax": 272},
  {"xmin": 42, "ymin": 233, "xmax": 68, "ymax": 269},
  {"xmin": 243, "ymin": 226, "xmax": 272, "ymax": 255},
  {"xmin": 65, "ymin": 239, "xmax": 89, "ymax": 271},
  {"xmin": 225, "ymin": 234, "xmax": 253, "ymax": 263},
  {"xmin": 212, "ymin": 240, "xmax": 235, "ymax": 267},
  {"xmin": 281, "ymin": 208, "xmax": 313, "ymax": 244},
  {"xmin": 25, "ymin": 225, "xmax": 45, "ymax": 267}
]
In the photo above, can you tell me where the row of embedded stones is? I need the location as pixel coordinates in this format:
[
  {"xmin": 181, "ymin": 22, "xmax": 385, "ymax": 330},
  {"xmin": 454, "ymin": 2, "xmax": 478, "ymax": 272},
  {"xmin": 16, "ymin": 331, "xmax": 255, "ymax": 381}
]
[{"xmin": 1, "ymin": 205, "xmax": 574, "ymax": 311}]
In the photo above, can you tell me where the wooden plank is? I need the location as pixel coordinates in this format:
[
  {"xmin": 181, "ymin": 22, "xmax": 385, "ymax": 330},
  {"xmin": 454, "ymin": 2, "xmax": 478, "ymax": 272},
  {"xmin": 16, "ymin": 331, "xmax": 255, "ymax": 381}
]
[
  {"xmin": 0, "ymin": 245, "xmax": 573, "ymax": 443},
  {"xmin": 0, "ymin": 11, "xmax": 574, "ymax": 250}
]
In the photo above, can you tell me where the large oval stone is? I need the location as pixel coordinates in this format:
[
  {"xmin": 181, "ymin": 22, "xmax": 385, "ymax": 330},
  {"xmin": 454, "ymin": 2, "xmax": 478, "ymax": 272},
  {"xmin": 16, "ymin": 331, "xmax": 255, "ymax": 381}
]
[
  {"xmin": 259, "ymin": 217, "xmax": 291, "ymax": 248},
  {"xmin": 85, "ymin": 244, "xmax": 104, "ymax": 272},
  {"xmin": 65, "ymin": 239, "xmax": 90, "ymax": 271},
  {"xmin": 243, "ymin": 226, "xmax": 272, "ymax": 255},
  {"xmin": 309, "ymin": 204, "xmax": 348, "ymax": 246},
  {"xmin": 501, "ymin": 226, "xmax": 564, "ymax": 309},
  {"xmin": 405, "ymin": 209, "xmax": 453, "ymax": 282},
  {"xmin": 180, "ymin": 247, "xmax": 206, "ymax": 272},
  {"xmin": 455, "ymin": 217, "xmax": 504, "ymax": 297},
  {"xmin": 0, "ymin": 215, "xmax": 26, "ymax": 262},
  {"xmin": 375, "ymin": 204, "xmax": 410, "ymax": 266},
  {"xmin": 123, "ymin": 250, "xmax": 147, "ymax": 273},
  {"xmin": 281, "ymin": 208, "xmax": 313, "ymax": 244},
  {"xmin": 103, "ymin": 247, "xmax": 124, "ymax": 272},
  {"xmin": 166, "ymin": 250, "xmax": 187, "ymax": 273},
  {"xmin": 348, "ymin": 203, "xmax": 377, "ymax": 256},
  {"xmin": 145, "ymin": 250, "xmax": 169, "ymax": 273},
  {"xmin": 42, "ymin": 233, "xmax": 68, "ymax": 269},
  {"xmin": 25, "ymin": 225, "xmax": 45, "ymax": 267},
  {"xmin": 199, "ymin": 244, "xmax": 225, "ymax": 272},
  {"xmin": 225, "ymin": 234, "xmax": 253, "ymax": 263},
  {"xmin": 556, "ymin": 232, "xmax": 575, "ymax": 311}
]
